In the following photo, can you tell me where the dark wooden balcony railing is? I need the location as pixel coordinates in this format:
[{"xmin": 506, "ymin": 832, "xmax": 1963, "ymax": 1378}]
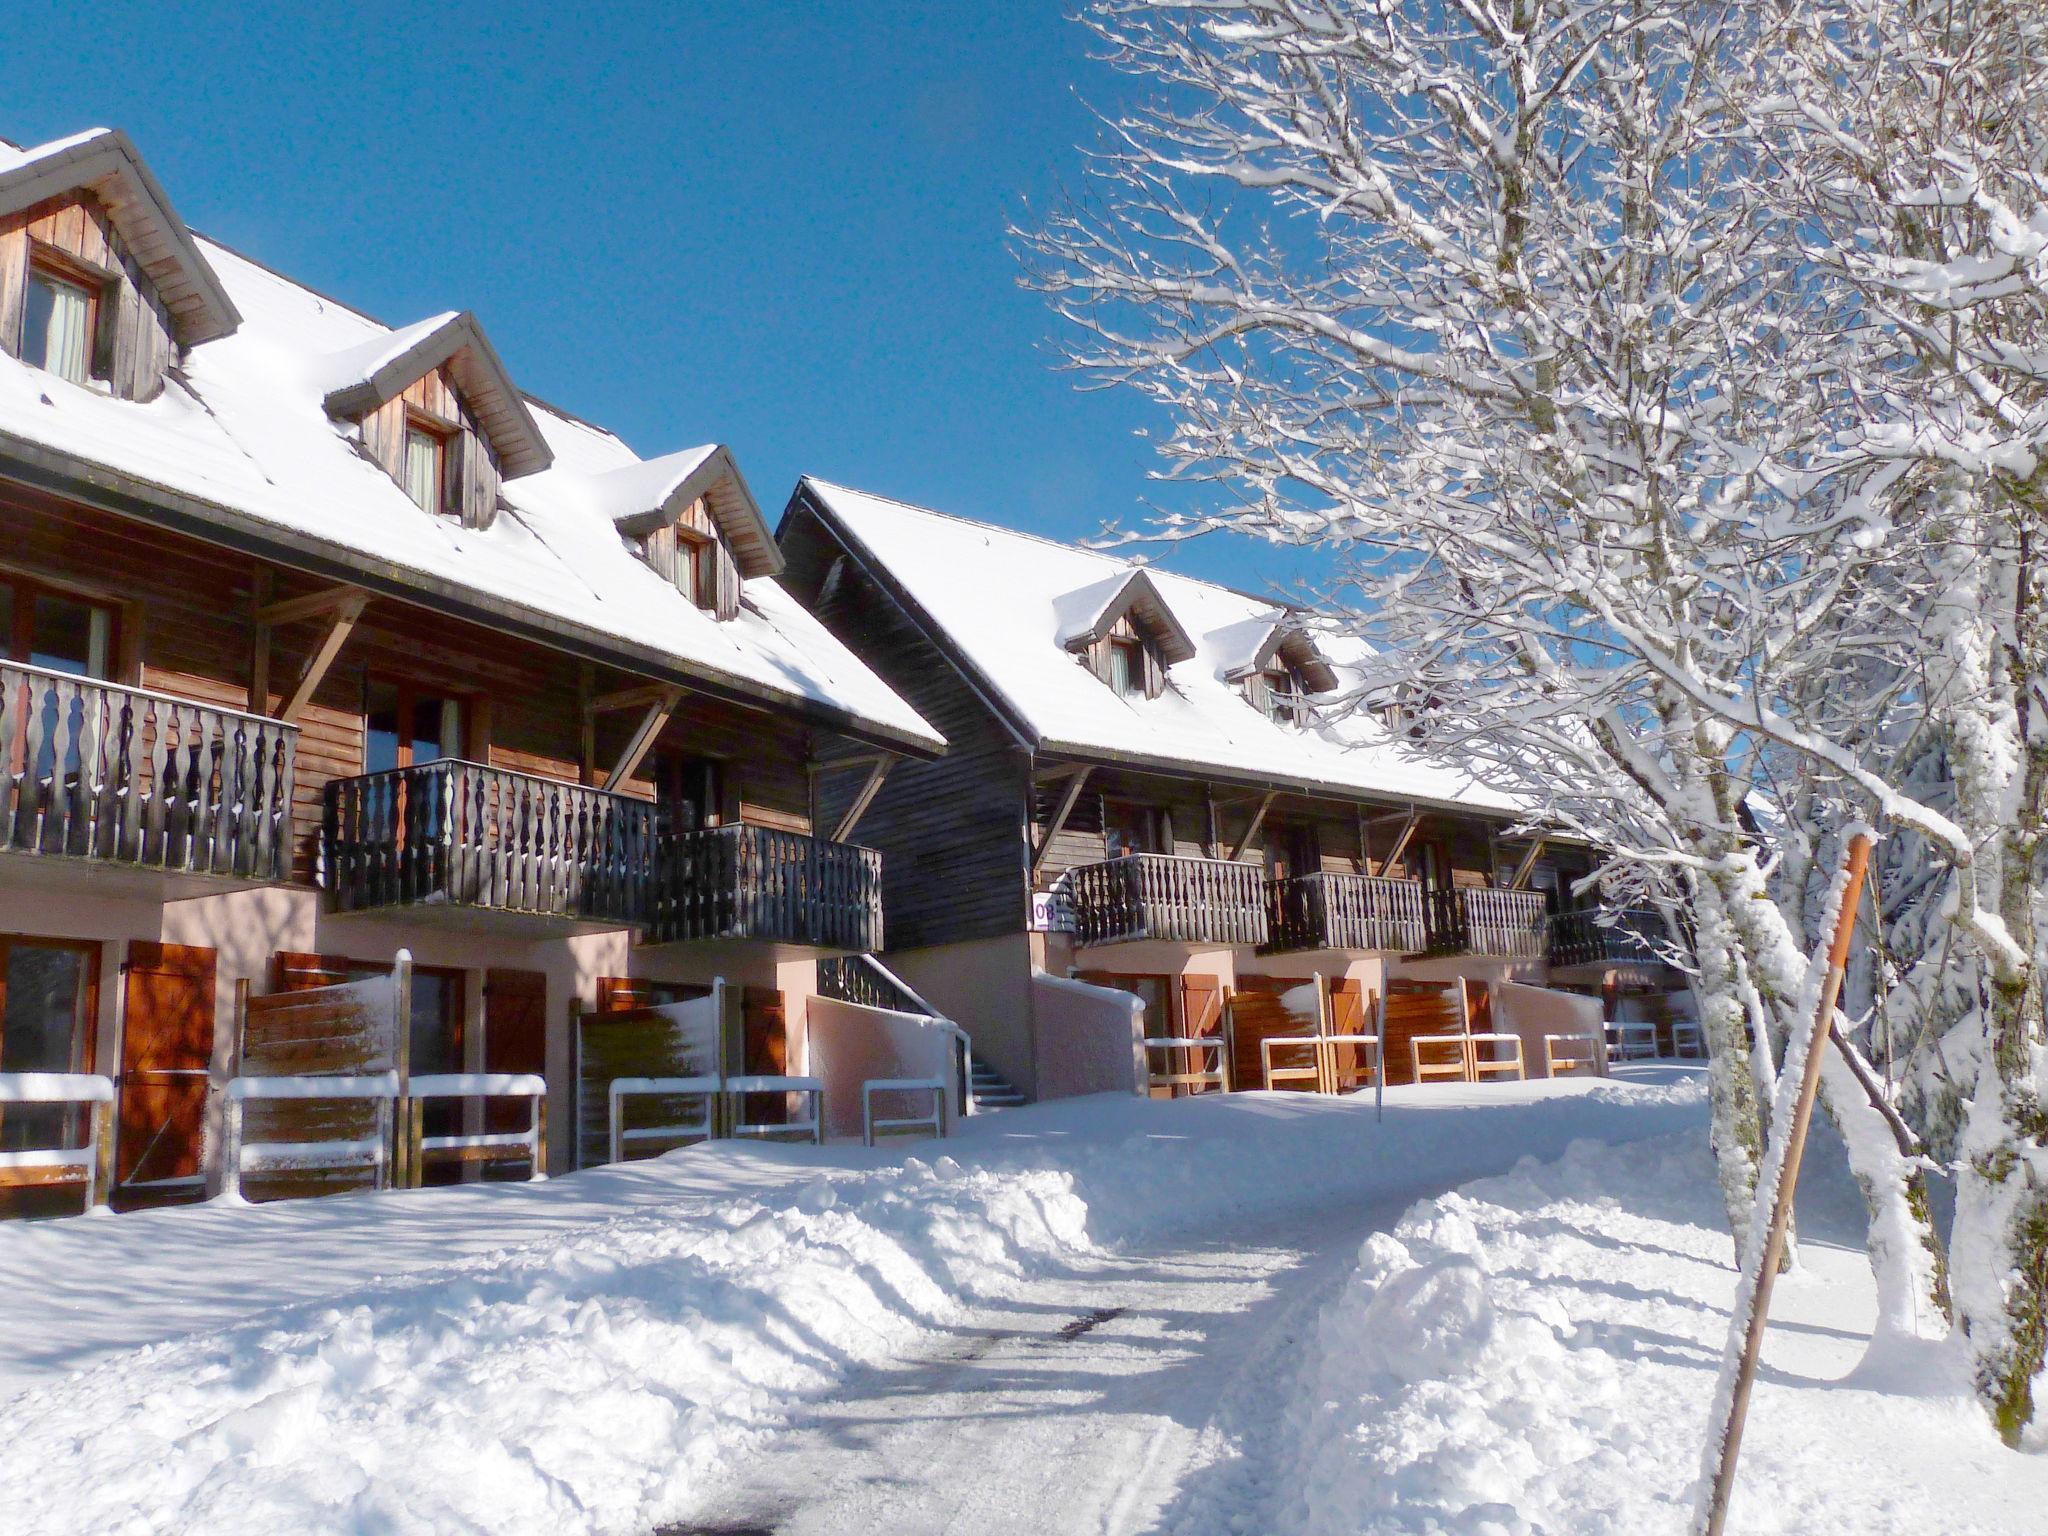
[
  {"xmin": 2, "ymin": 661, "xmax": 296, "ymax": 882},
  {"xmin": 1548, "ymin": 905, "xmax": 1679, "ymax": 969},
  {"xmin": 652, "ymin": 824, "xmax": 882, "ymax": 951},
  {"xmin": 1064, "ymin": 853, "xmax": 1270, "ymax": 947},
  {"xmin": 323, "ymin": 761, "xmax": 654, "ymax": 925},
  {"xmin": 1424, "ymin": 884, "xmax": 1549, "ymax": 959},
  {"xmin": 1263, "ymin": 872, "xmax": 1428, "ymax": 954}
]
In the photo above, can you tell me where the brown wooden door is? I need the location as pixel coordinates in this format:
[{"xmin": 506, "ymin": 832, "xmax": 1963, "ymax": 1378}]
[
  {"xmin": 1178, "ymin": 973, "xmax": 1225, "ymax": 1093},
  {"xmin": 1328, "ymin": 978, "xmax": 1371, "ymax": 1090},
  {"xmin": 116, "ymin": 941, "xmax": 215, "ymax": 1201},
  {"xmin": 484, "ymin": 969, "xmax": 547, "ymax": 1139},
  {"xmin": 741, "ymin": 986, "xmax": 787, "ymax": 1124}
]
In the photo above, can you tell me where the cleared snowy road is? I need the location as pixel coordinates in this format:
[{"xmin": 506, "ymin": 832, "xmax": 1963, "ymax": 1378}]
[{"xmin": 659, "ymin": 1193, "xmax": 1418, "ymax": 1536}]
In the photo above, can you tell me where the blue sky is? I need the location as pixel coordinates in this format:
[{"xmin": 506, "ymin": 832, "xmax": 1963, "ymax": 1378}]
[{"xmin": 5, "ymin": 1, "xmax": 1318, "ymax": 598}]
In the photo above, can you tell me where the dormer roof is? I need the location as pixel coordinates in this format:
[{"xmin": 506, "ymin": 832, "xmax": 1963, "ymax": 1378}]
[
  {"xmin": 1208, "ymin": 614, "xmax": 1340, "ymax": 693},
  {"xmin": 588, "ymin": 443, "xmax": 782, "ymax": 579},
  {"xmin": 1052, "ymin": 567, "xmax": 1197, "ymax": 665},
  {"xmin": 317, "ymin": 310, "xmax": 552, "ymax": 480},
  {"xmin": 0, "ymin": 128, "xmax": 240, "ymax": 346}
]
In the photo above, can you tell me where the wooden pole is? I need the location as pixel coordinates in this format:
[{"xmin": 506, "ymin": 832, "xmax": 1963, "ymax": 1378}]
[{"xmin": 1699, "ymin": 833, "xmax": 1872, "ymax": 1536}]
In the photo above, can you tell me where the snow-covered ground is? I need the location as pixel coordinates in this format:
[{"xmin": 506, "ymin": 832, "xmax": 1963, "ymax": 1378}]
[{"xmin": 1, "ymin": 1071, "xmax": 2038, "ymax": 1534}]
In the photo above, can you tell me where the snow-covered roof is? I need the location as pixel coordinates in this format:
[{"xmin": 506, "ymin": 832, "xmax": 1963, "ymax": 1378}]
[
  {"xmin": 793, "ymin": 479, "xmax": 1527, "ymax": 815},
  {"xmin": 0, "ymin": 128, "xmax": 240, "ymax": 345},
  {"xmin": 316, "ymin": 310, "xmax": 553, "ymax": 480},
  {"xmin": 0, "ymin": 132, "xmax": 940, "ymax": 755},
  {"xmin": 571, "ymin": 443, "xmax": 782, "ymax": 579},
  {"xmin": 1052, "ymin": 567, "xmax": 1197, "ymax": 664},
  {"xmin": 1204, "ymin": 614, "xmax": 1340, "ymax": 692}
]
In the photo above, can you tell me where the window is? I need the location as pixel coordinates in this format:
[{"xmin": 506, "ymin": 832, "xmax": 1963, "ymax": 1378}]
[
  {"xmin": 0, "ymin": 936, "xmax": 99, "ymax": 1154},
  {"xmin": 1262, "ymin": 667, "xmax": 1311, "ymax": 726},
  {"xmin": 1104, "ymin": 800, "xmax": 1166, "ymax": 859},
  {"xmin": 1264, "ymin": 823, "xmax": 1320, "ymax": 882},
  {"xmin": 1107, "ymin": 637, "xmax": 1146, "ymax": 699},
  {"xmin": 364, "ymin": 679, "xmax": 465, "ymax": 774},
  {"xmin": 402, "ymin": 420, "xmax": 447, "ymax": 512},
  {"xmin": 651, "ymin": 751, "xmax": 725, "ymax": 835},
  {"xmin": 674, "ymin": 529, "xmax": 720, "ymax": 610},
  {"xmin": 1, "ymin": 577, "xmax": 115, "ymax": 678},
  {"xmin": 20, "ymin": 254, "xmax": 99, "ymax": 385}
]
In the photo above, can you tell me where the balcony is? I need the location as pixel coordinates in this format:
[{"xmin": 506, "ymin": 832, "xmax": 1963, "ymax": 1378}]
[
  {"xmin": 1063, "ymin": 853, "xmax": 1270, "ymax": 947},
  {"xmin": 1423, "ymin": 885, "xmax": 1549, "ymax": 960},
  {"xmin": 1, "ymin": 661, "xmax": 296, "ymax": 887},
  {"xmin": 323, "ymin": 761, "xmax": 654, "ymax": 930},
  {"xmin": 1548, "ymin": 905, "xmax": 1681, "ymax": 973},
  {"xmin": 1263, "ymin": 872, "xmax": 1428, "ymax": 954},
  {"xmin": 650, "ymin": 824, "xmax": 882, "ymax": 952}
]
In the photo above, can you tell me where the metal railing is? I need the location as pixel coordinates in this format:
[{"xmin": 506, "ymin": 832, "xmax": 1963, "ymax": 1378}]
[
  {"xmin": 1263, "ymin": 871, "xmax": 1428, "ymax": 953},
  {"xmin": 651, "ymin": 823, "xmax": 883, "ymax": 950},
  {"xmin": 1, "ymin": 661, "xmax": 296, "ymax": 881},
  {"xmin": 1548, "ymin": 905, "xmax": 1680, "ymax": 968},
  {"xmin": 322, "ymin": 760, "xmax": 655, "ymax": 924},
  {"xmin": 1063, "ymin": 852, "xmax": 1270, "ymax": 947},
  {"xmin": 1423, "ymin": 884, "xmax": 1549, "ymax": 959}
]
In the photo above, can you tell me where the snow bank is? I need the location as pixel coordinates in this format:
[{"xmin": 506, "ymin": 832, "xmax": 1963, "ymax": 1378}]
[
  {"xmin": 0, "ymin": 1075, "xmax": 1710, "ymax": 1536},
  {"xmin": 1261, "ymin": 1127, "xmax": 2045, "ymax": 1535},
  {"xmin": 0, "ymin": 1161, "xmax": 1086, "ymax": 1536}
]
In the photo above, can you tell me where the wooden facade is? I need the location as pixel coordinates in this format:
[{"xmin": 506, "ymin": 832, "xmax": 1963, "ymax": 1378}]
[
  {"xmin": 353, "ymin": 364, "xmax": 503, "ymax": 531},
  {"xmin": 0, "ymin": 192, "xmax": 177, "ymax": 402},
  {"xmin": 780, "ymin": 488, "xmax": 1592, "ymax": 969}
]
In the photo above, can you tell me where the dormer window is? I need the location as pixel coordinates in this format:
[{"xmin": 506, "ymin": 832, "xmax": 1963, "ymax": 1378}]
[
  {"xmin": 674, "ymin": 526, "xmax": 720, "ymax": 611},
  {"xmin": 401, "ymin": 417, "xmax": 448, "ymax": 513},
  {"xmin": 1262, "ymin": 666, "xmax": 1311, "ymax": 726},
  {"xmin": 21, "ymin": 253, "xmax": 100, "ymax": 385},
  {"xmin": 1108, "ymin": 637, "xmax": 1146, "ymax": 698}
]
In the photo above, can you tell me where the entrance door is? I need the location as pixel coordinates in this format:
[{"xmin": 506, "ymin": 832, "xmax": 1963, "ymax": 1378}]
[
  {"xmin": 484, "ymin": 969, "xmax": 547, "ymax": 1175},
  {"xmin": 115, "ymin": 941, "xmax": 215, "ymax": 1205},
  {"xmin": 1178, "ymin": 973, "xmax": 1226, "ymax": 1094}
]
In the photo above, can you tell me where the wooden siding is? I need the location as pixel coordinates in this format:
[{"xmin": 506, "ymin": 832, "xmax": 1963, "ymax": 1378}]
[
  {"xmin": 0, "ymin": 483, "xmax": 814, "ymax": 887},
  {"xmin": 358, "ymin": 364, "xmax": 502, "ymax": 530},
  {"xmin": 781, "ymin": 507, "xmax": 1030, "ymax": 950},
  {"xmin": 0, "ymin": 193, "xmax": 178, "ymax": 402},
  {"xmin": 639, "ymin": 497, "xmax": 743, "ymax": 621}
]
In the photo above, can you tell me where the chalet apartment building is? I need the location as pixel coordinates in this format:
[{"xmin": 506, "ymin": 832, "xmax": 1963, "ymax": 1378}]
[
  {"xmin": 779, "ymin": 480, "xmax": 1675, "ymax": 1101},
  {"xmin": 0, "ymin": 129, "xmax": 946, "ymax": 1210}
]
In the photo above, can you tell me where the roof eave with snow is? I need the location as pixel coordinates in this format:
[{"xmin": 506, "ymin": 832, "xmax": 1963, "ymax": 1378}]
[
  {"xmin": 0, "ymin": 128, "xmax": 240, "ymax": 346},
  {"xmin": 603, "ymin": 443, "xmax": 783, "ymax": 580},
  {"xmin": 321, "ymin": 310, "xmax": 553, "ymax": 480}
]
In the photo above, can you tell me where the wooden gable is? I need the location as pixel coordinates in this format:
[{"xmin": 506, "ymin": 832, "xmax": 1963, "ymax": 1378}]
[
  {"xmin": 355, "ymin": 361, "xmax": 504, "ymax": 530},
  {"xmin": 0, "ymin": 192, "xmax": 181, "ymax": 401},
  {"xmin": 635, "ymin": 494, "xmax": 744, "ymax": 620}
]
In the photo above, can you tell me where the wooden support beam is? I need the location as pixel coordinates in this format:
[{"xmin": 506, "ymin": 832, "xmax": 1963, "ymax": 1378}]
[
  {"xmin": 577, "ymin": 663, "xmax": 596, "ymax": 786},
  {"xmin": 1226, "ymin": 790, "xmax": 1277, "ymax": 862},
  {"xmin": 1377, "ymin": 807, "xmax": 1421, "ymax": 876},
  {"xmin": 254, "ymin": 582, "xmax": 369, "ymax": 629},
  {"xmin": 604, "ymin": 685, "xmax": 684, "ymax": 787},
  {"xmin": 278, "ymin": 591, "xmax": 368, "ymax": 723},
  {"xmin": 831, "ymin": 755, "xmax": 894, "ymax": 842},
  {"xmin": 1030, "ymin": 766, "xmax": 1093, "ymax": 879},
  {"xmin": 589, "ymin": 681, "xmax": 678, "ymax": 716},
  {"xmin": 1508, "ymin": 838, "xmax": 1548, "ymax": 890}
]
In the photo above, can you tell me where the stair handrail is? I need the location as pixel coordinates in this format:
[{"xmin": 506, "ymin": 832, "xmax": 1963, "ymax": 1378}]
[{"xmin": 845, "ymin": 952, "xmax": 978, "ymax": 1118}]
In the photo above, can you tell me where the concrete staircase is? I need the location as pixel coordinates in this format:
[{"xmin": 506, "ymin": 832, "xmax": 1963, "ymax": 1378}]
[{"xmin": 968, "ymin": 1059, "xmax": 1026, "ymax": 1112}]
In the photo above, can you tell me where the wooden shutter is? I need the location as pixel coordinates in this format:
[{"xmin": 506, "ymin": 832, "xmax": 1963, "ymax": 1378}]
[
  {"xmin": 116, "ymin": 942, "xmax": 216, "ymax": 1193},
  {"xmin": 595, "ymin": 976, "xmax": 658, "ymax": 1014},
  {"xmin": 1328, "ymin": 978, "xmax": 1371, "ymax": 1091},
  {"xmin": 272, "ymin": 951, "xmax": 374, "ymax": 992}
]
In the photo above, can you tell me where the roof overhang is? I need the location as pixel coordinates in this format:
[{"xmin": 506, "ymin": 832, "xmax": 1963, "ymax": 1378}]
[
  {"xmin": 0, "ymin": 128, "xmax": 241, "ymax": 346},
  {"xmin": 603, "ymin": 444, "xmax": 782, "ymax": 579},
  {"xmin": 1215, "ymin": 617, "xmax": 1341, "ymax": 694},
  {"xmin": 0, "ymin": 431, "xmax": 939, "ymax": 759},
  {"xmin": 321, "ymin": 311, "xmax": 553, "ymax": 480},
  {"xmin": 1053, "ymin": 568, "xmax": 1197, "ymax": 666}
]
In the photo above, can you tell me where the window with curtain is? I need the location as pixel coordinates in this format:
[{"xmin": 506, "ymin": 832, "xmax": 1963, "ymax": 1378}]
[
  {"xmin": 1107, "ymin": 637, "xmax": 1146, "ymax": 698},
  {"xmin": 402, "ymin": 424, "xmax": 444, "ymax": 512},
  {"xmin": 21, "ymin": 259, "xmax": 96, "ymax": 385}
]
